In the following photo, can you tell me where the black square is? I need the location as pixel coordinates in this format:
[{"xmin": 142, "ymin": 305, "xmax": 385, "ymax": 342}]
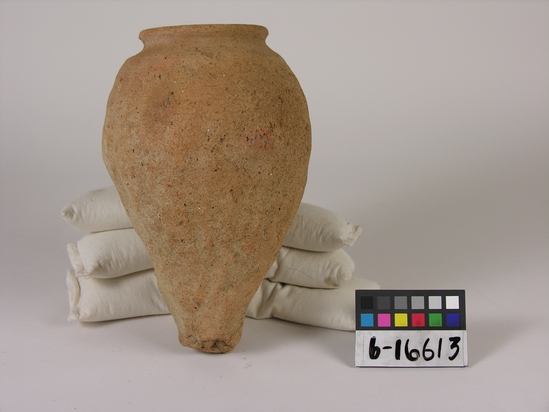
[{"xmin": 360, "ymin": 296, "xmax": 373, "ymax": 310}]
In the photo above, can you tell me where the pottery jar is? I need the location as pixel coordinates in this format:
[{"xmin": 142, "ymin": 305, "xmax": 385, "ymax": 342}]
[{"xmin": 102, "ymin": 25, "xmax": 311, "ymax": 353}]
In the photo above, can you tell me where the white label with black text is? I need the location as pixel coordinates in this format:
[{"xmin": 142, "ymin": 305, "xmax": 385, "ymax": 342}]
[{"xmin": 355, "ymin": 330, "xmax": 468, "ymax": 367}]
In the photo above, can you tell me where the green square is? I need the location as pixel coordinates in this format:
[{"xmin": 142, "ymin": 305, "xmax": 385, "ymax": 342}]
[{"xmin": 429, "ymin": 313, "xmax": 442, "ymax": 327}]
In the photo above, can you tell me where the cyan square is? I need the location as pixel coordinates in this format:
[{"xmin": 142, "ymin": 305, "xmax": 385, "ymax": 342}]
[{"xmin": 360, "ymin": 313, "xmax": 374, "ymax": 327}]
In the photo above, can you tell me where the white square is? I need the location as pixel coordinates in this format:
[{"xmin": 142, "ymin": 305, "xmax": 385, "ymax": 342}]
[
  {"xmin": 446, "ymin": 296, "xmax": 460, "ymax": 309},
  {"xmin": 428, "ymin": 296, "xmax": 442, "ymax": 309}
]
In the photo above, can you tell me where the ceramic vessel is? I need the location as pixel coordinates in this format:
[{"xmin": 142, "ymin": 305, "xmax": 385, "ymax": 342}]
[{"xmin": 102, "ymin": 25, "xmax": 311, "ymax": 353}]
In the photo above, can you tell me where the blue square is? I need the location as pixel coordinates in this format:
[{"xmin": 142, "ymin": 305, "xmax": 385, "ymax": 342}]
[
  {"xmin": 446, "ymin": 313, "xmax": 460, "ymax": 327},
  {"xmin": 360, "ymin": 313, "xmax": 374, "ymax": 327}
]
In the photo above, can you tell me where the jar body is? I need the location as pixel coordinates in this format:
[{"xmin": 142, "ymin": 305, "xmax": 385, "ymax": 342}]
[{"xmin": 102, "ymin": 25, "xmax": 311, "ymax": 353}]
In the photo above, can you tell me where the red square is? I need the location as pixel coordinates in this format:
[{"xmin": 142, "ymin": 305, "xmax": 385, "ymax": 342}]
[{"xmin": 412, "ymin": 313, "xmax": 425, "ymax": 327}]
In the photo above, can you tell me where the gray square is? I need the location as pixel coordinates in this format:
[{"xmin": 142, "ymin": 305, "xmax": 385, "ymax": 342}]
[
  {"xmin": 394, "ymin": 296, "xmax": 407, "ymax": 310},
  {"xmin": 377, "ymin": 296, "xmax": 391, "ymax": 310},
  {"xmin": 429, "ymin": 296, "xmax": 442, "ymax": 309},
  {"xmin": 411, "ymin": 296, "xmax": 425, "ymax": 310}
]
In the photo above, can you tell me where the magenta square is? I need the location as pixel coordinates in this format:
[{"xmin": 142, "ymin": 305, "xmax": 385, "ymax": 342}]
[{"xmin": 378, "ymin": 313, "xmax": 391, "ymax": 327}]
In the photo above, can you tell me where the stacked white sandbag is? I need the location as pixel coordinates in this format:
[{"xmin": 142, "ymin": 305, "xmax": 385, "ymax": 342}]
[{"xmin": 62, "ymin": 186, "xmax": 378, "ymax": 331}]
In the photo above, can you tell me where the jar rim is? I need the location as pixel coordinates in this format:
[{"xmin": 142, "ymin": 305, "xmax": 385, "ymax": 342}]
[{"xmin": 139, "ymin": 24, "xmax": 269, "ymax": 47}]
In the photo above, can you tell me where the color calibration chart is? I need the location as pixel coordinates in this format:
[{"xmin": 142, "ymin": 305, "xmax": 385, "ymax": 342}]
[{"xmin": 355, "ymin": 290, "xmax": 467, "ymax": 367}]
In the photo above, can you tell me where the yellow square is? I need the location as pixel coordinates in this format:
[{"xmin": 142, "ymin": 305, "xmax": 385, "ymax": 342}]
[{"xmin": 394, "ymin": 313, "xmax": 408, "ymax": 327}]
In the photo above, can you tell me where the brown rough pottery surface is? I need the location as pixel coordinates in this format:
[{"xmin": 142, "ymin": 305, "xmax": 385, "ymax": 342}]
[{"xmin": 102, "ymin": 25, "xmax": 311, "ymax": 353}]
